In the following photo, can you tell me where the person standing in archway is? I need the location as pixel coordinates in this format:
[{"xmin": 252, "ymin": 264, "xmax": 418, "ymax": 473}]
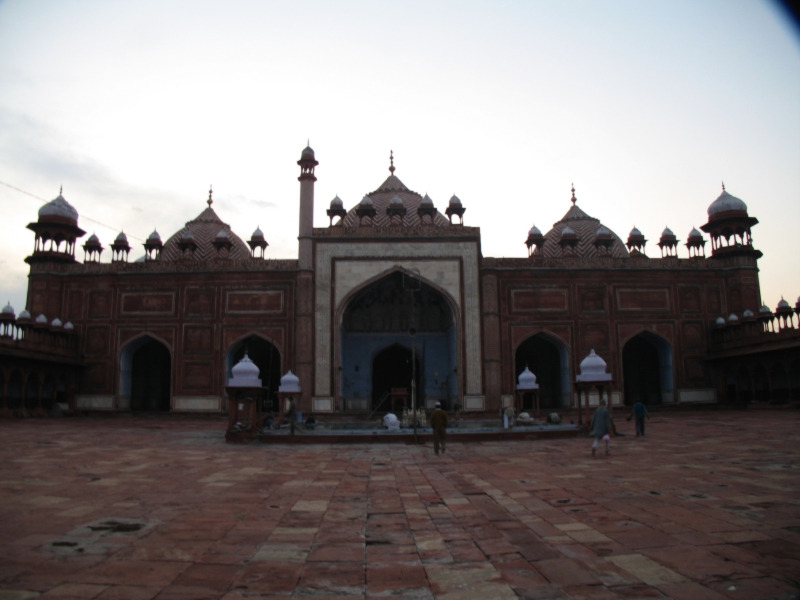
[
  {"xmin": 589, "ymin": 398, "xmax": 612, "ymax": 457},
  {"xmin": 284, "ymin": 396, "xmax": 297, "ymax": 436},
  {"xmin": 430, "ymin": 402, "xmax": 448, "ymax": 456}
]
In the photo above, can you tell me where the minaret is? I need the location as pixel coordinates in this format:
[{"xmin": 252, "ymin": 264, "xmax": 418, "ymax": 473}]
[{"xmin": 297, "ymin": 144, "xmax": 318, "ymax": 269}]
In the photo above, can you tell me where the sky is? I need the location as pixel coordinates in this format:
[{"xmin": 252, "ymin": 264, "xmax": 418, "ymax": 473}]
[{"xmin": 0, "ymin": 0, "xmax": 798, "ymax": 316}]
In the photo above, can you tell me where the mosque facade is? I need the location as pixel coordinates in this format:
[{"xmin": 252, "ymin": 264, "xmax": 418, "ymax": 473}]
[{"xmin": 1, "ymin": 146, "xmax": 798, "ymax": 416}]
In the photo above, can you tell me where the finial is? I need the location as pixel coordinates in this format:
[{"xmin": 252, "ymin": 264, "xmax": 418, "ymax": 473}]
[
  {"xmin": 570, "ymin": 183, "xmax": 576, "ymax": 204},
  {"xmin": 721, "ymin": 181, "xmax": 725, "ymax": 192},
  {"xmin": 59, "ymin": 185, "xmax": 63, "ymax": 195},
  {"xmin": 307, "ymin": 138, "xmax": 309, "ymax": 147},
  {"xmin": 389, "ymin": 150, "xmax": 395, "ymax": 175},
  {"xmin": 207, "ymin": 185, "xmax": 213, "ymax": 207}
]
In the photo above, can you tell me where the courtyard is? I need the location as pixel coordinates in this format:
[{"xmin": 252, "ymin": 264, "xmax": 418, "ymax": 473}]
[{"xmin": 0, "ymin": 410, "xmax": 798, "ymax": 600}]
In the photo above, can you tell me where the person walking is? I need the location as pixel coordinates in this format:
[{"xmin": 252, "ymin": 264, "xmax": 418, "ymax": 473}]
[
  {"xmin": 627, "ymin": 401, "xmax": 649, "ymax": 436},
  {"xmin": 430, "ymin": 401, "xmax": 448, "ymax": 456},
  {"xmin": 284, "ymin": 397, "xmax": 298, "ymax": 436},
  {"xmin": 589, "ymin": 398, "xmax": 612, "ymax": 457}
]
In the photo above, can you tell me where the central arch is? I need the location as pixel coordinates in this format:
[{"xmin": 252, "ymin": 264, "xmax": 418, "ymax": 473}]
[
  {"xmin": 120, "ymin": 335, "xmax": 171, "ymax": 411},
  {"xmin": 622, "ymin": 331, "xmax": 673, "ymax": 406},
  {"xmin": 515, "ymin": 332, "xmax": 570, "ymax": 409},
  {"xmin": 339, "ymin": 270, "xmax": 458, "ymax": 411}
]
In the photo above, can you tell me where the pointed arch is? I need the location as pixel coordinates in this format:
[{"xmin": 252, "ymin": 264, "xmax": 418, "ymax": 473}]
[
  {"xmin": 622, "ymin": 329, "xmax": 674, "ymax": 405},
  {"xmin": 224, "ymin": 333, "xmax": 282, "ymax": 413},
  {"xmin": 514, "ymin": 330, "xmax": 570, "ymax": 408},
  {"xmin": 119, "ymin": 333, "xmax": 172, "ymax": 411}
]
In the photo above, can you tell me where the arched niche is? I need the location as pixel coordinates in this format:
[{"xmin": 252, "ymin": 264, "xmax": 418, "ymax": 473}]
[
  {"xmin": 25, "ymin": 373, "xmax": 39, "ymax": 411},
  {"xmin": 514, "ymin": 332, "xmax": 570, "ymax": 409},
  {"xmin": 225, "ymin": 334, "xmax": 281, "ymax": 414},
  {"xmin": 753, "ymin": 364, "xmax": 769, "ymax": 402},
  {"xmin": 770, "ymin": 363, "xmax": 789, "ymax": 403},
  {"xmin": 622, "ymin": 331, "xmax": 673, "ymax": 406},
  {"xmin": 339, "ymin": 270, "xmax": 458, "ymax": 411},
  {"xmin": 41, "ymin": 373, "xmax": 56, "ymax": 411},
  {"xmin": 7, "ymin": 371, "xmax": 23, "ymax": 410},
  {"xmin": 371, "ymin": 343, "xmax": 422, "ymax": 410},
  {"xmin": 120, "ymin": 335, "xmax": 171, "ymax": 411}
]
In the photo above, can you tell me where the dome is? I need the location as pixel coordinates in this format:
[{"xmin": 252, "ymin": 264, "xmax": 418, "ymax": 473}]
[
  {"xmin": 228, "ymin": 353, "xmax": 262, "ymax": 388},
  {"xmin": 301, "ymin": 145, "xmax": 315, "ymax": 157},
  {"xmin": 449, "ymin": 195, "xmax": 462, "ymax": 206},
  {"xmin": 561, "ymin": 225, "xmax": 575, "ymax": 235},
  {"xmin": 35, "ymin": 314, "xmax": 47, "ymax": 324},
  {"xmin": 542, "ymin": 194, "xmax": 628, "ymax": 258},
  {"xmin": 529, "ymin": 225, "xmax": 542, "ymax": 236},
  {"xmin": 215, "ymin": 229, "xmax": 229, "ymax": 239},
  {"xmin": 596, "ymin": 225, "xmax": 611, "ymax": 235},
  {"xmin": 51, "ymin": 318, "xmax": 62, "ymax": 327},
  {"xmin": 516, "ymin": 366, "xmax": 539, "ymax": 390},
  {"xmin": 421, "ymin": 194, "xmax": 434, "ymax": 206},
  {"xmin": 148, "ymin": 230, "xmax": 162, "ymax": 241},
  {"xmin": 728, "ymin": 313, "xmax": 739, "ymax": 322},
  {"xmin": 279, "ymin": 370, "xmax": 301, "ymax": 393},
  {"xmin": 115, "ymin": 231, "xmax": 128, "ymax": 243},
  {"xmin": 390, "ymin": 194, "xmax": 404, "ymax": 206},
  {"xmin": 629, "ymin": 227, "xmax": 642, "ymax": 237},
  {"xmin": 743, "ymin": 309, "xmax": 754, "ymax": 317},
  {"xmin": 162, "ymin": 203, "xmax": 250, "ymax": 262},
  {"xmin": 64, "ymin": 321, "xmax": 74, "ymax": 330},
  {"xmin": 180, "ymin": 230, "xmax": 194, "ymax": 240},
  {"xmin": 662, "ymin": 227, "xmax": 674, "ymax": 237},
  {"xmin": 759, "ymin": 305, "xmax": 771, "ymax": 314},
  {"xmin": 360, "ymin": 195, "xmax": 373, "ymax": 206},
  {"xmin": 251, "ymin": 226, "xmax": 264, "ymax": 239},
  {"xmin": 716, "ymin": 316, "xmax": 726, "ymax": 325},
  {"xmin": 777, "ymin": 297, "xmax": 791, "ymax": 310},
  {"xmin": 576, "ymin": 349, "xmax": 612, "ymax": 382},
  {"xmin": 18, "ymin": 309, "xmax": 31, "ymax": 320},
  {"xmin": 330, "ymin": 195, "xmax": 344, "ymax": 208},
  {"xmin": 688, "ymin": 227, "xmax": 703, "ymax": 239},
  {"xmin": 2, "ymin": 302, "xmax": 14, "ymax": 316},
  {"xmin": 87, "ymin": 233, "xmax": 100, "ymax": 243},
  {"xmin": 38, "ymin": 191, "xmax": 79, "ymax": 222},
  {"xmin": 708, "ymin": 189, "xmax": 747, "ymax": 216}
]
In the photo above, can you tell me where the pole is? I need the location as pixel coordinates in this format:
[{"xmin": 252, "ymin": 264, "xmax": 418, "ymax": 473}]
[{"xmin": 412, "ymin": 332, "xmax": 417, "ymax": 444}]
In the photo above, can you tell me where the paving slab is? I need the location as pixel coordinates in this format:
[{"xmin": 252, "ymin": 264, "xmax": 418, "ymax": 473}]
[{"xmin": 1, "ymin": 411, "xmax": 799, "ymax": 599}]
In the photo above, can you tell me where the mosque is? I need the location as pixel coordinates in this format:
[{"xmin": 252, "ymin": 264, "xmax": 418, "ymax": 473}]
[{"xmin": 1, "ymin": 146, "xmax": 798, "ymax": 416}]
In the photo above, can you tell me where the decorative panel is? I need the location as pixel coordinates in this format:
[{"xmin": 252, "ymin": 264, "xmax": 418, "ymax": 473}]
[
  {"xmin": 616, "ymin": 288, "xmax": 670, "ymax": 312},
  {"xmin": 67, "ymin": 290, "xmax": 84, "ymax": 321},
  {"xmin": 706, "ymin": 285, "xmax": 722, "ymax": 314},
  {"xmin": 185, "ymin": 288, "xmax": 215, "ymax": 317},
  {"xmin": 85, "ymin": 326, "xmax": 110, "ymax": 356},
  {"xmin": 679, "ymin": 285, "xmax": 701, "ymax": 313},
  {"xmin": 512, "ymin": 288, "xmax": 568, "ymax": 312},
  {"xmin": 685, "ymin": 357, "xmax": 705, "ymax": 381},
  {"xmin": 579, "ymin": 287, "xmax": 606, "ymax": 313},
  {"xmin": 183, "ymin": 325, "xmax": 213, "ymax": 355},
  {"xmin": 226, "ymin": 291, "xmax": 283, "ymax": 314},
  {"xmin": 580, "ymin": 323, "xmax": 608, "ymax": 351},
  {"xmin": 121, "ymin": 292, "xmax": 175, "ymax": 315},
  {"xmin": 83, "ymin": 363, "xmax": 108, "ymax": 390},
  {"xmin": 88, "ymin": 291, "xmax": 111, "ymax": 318},
  {"xmin": 183, "ymin": 362, "xmax": 213, "ymax": 390},
  {"xmin": 682, "ymin": 322, "xmax": 704, "ymax": 349}
]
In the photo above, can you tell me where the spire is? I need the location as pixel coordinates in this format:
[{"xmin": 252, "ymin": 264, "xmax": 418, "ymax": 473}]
[
  {"xmin": 207, "ymin": 185, "xmax": 213, "ymax": 207},
  {"xmin": 721, "ymin": 181, "xmax": 725, "ymax": 192},
  {"xmin": 389, "ymin": 150, "xmax": 395, "ymax": 175},
  {"xmin": 571, "ymin": 183, "xmax": 577, "ymax": 205},
  {"xmin": 59, "ymin": 185, "xmax": 63, "ymax": 195}
]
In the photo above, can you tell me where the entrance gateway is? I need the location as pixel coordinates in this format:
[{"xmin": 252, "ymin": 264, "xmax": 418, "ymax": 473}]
[{"xmin": 339, "ymin": 271, "xmax": 457, "ymax": 411}]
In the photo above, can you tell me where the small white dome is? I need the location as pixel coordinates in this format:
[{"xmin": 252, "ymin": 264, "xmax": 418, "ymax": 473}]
[
  {"xmin": 51, "ymin": 318, "xmax": 62, "ymax": 327},
  {"xmin": 148, "ymin": 230, "xmax": 161, "ymax": 241},
  {"xmin": 38, "ymin": 192, "xmax": 79, "ymax": 222},
  {"xmin": 708, "ymin": 189, "xmax": 747, "ymax": 216},
  {"xmin": 728, "ymin": 313, "xmax": 739, "ymax": 322},
  {"xmin": 529, "ymin": 224, "xmax": 542, "ymax": 235},
  {"xmin": 215, "ymin": 229, "xmax": 229, "ymax": 238},
  {"xmin": 576, "ymin": 349, "xmax": 612, "ymax": 382},
  {"xmin": 252, "ymin": 226, "xmax": 264, "ymax": 238},
  {"xmin": 180, "ymin": 230, "xmax": 194, "ymax": 240},
  {"xmin": 743, "ymin": 309, "xmax": 754, "ymax": 317},
  {"xmin": 759, "ymin": 305, "xmax": 771, "ymax": 313},
  {"xmin": 688, "ymin": 227, "xmax": 703, "ymax": 239},
  {"xmin": 301, "ymin": 145, "xmax": 315, "ymax": 157},
  {"xmin": 35, "ymin": 314, "xmax": 47, "ymax": 324},
  {"xmin": 449, "ymin": 194, "xmax": 462, "ymax": 206},
  {"xmin": 629, "ymin": 227, "xmax": 642, "ymax": 236},
  {"xmin": 115, "ymin": 231, "xmax": 128, "ymax": 242},
  {"xmin": 330, "ymin": 195, "xmax": 343, "ymax": 208},
  {"xmin": 279, "ymin": 370, "xmax": 301, "ymax": 393},
  {"xmin": 390, "ymin": 194, "xmax": 403, "ymax": 206},
  {"xmin": 777, "ymin": 297, "xmax": 790, "ymax": 309},
  {"xmin": 87, "ymin": 233, "xmax": 100, "ymax": 243},
  {"xmin": 18, "ymin": 309, "xmax": 31, "ymax": 320},
  {"xmin": 516, "ymin": 366, "xmax": 539, "ymax": 390},
  {"xmin": 64, "ymin": 321, "xmax": 74, "ymax": 330},
  {"xmin": 2, "ymin": 302, "xmax": 14, "ymax": 315},
  {"xmin": 360, "ymin": 195, "xmax": 373, "ymax": 206},
  {"xmin": 661, "ymin": 227, "xmax": 674, "ymax": 237},
  {"xmin": 716, "ymin": 316, "xmax": 726, "ymax": 325},
  {"xmin": 596, "ymin": 225, "xmax": 610, "ymax": 235},
  {"xmin": 421, "ymin": 194, "xmax": 434, "ymax": 206},
  {"xmin": 562, "ymin": 225, "xmax": 575, "ymax": 235},
  {"xmin": 228, "ymin": 353, "xmax": 262, "ymax": 388}
]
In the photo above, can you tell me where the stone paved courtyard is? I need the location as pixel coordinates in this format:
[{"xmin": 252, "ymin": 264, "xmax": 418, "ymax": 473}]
[{"xmin": 0, "ymin": 411, "xmax": 799, "ymax": 600}]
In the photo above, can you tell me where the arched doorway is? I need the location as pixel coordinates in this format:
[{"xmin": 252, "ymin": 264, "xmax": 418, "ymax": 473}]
[
  {"xmin": 340, "ymin": 271, "xmax": 457, "ymax": 411},
  {"xmin": 736, "ymin": 367, "xmax": 752, "ymax": 404},
  {"xmin": 622, "ymin": 332, "xmax": 673, "ymax": 406},
  {"xmin": 791, "ymin": 360, "xmax": 800, "ymax": 401},
  {"xmin": 226, "ymin": 335, "xmax": 281, "ymax": 414},
  {"xmin": 515, "ymin": 333, "xmax": 569, "ymax": 409},
  {"xmin": 770, "ymin": 363, "xmax": 789, "ymax": 403},
  {"xmin": 0, "ymin": 370, "xmax": 5, "ymax": 409},
  {"xmin": 372, "ymin": 344, "xmax": 422, "ymax": 410},
  {"xmin": 25, "ymin": 373, "xmax": 39, "ymax": 411},
  {"xmin": 42, "ymin": 374, "xmax": 56, "ymax": 411},
  {"xmin": 724, "ymin": 369, "xmax": 737, "ymax": 404},
  {"xmin": 7, "ymin": 371, "xmax": 22, "ymax": 410},
  {"xmin": 753, "ymin": 364, "xmax": 769, "ymax": 402},
  {"xmin": 120, "ymin": 336, "xmax": 171, "ymax": 411}
]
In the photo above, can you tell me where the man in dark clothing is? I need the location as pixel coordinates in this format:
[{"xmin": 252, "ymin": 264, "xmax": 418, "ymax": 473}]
[
  {"xmin": 285, "ymin": 397, "xmax": 297, "ymax": 436},
  {"xmin": 629, "ymin": 401, "xmax": 649, "ymax": 436},
  {"xmin": 430, "ymin": 402, "xmax": 448, "ymax": 456}
]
